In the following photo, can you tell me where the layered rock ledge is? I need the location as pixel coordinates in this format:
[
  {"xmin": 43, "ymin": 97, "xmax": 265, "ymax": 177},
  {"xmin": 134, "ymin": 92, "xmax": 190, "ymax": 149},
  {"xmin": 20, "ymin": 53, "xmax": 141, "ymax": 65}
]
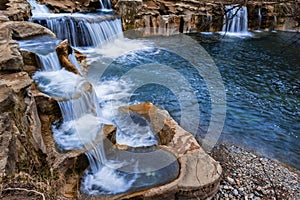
[{"xmin": 114, "ymin": 0, "xmax": 300, "ymax": 33}]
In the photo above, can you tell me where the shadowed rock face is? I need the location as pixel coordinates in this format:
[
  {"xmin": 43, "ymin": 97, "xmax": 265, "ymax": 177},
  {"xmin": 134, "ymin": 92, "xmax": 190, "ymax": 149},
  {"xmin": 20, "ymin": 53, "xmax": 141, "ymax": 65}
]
[
  {"xmin": 115, "ymin": 0, "xmax": 300, "ymax": 33},
  {"xmin": 0, "ymin": 21, "xmax": 55, "ymax": 72}
]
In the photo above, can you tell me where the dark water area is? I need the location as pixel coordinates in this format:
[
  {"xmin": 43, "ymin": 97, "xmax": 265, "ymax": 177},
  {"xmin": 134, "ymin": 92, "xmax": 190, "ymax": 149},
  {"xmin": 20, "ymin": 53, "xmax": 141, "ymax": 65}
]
[
  {"xmin": 101, "ymin": 31, "xmax": 300, "ymax": 169},
  {"xmin": 193, "ymin": 32, "xmax": 300, "ymax": 169}
]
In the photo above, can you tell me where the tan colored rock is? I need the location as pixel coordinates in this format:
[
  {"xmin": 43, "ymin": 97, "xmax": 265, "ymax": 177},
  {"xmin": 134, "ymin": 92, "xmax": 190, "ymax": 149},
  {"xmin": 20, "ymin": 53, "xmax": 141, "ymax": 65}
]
[
  {"xmin": 2, "ymin": 21, "xmax": 55, "ymax": 39},
  {"xmin": 56, "ymin": 39, "xmax": 80, "ymax": 75},
  {"xmin": 20, "ymin": 49, "xmax": 40, "ymax": 74},
  {"xmin": 41, "ymin": 0, "xmax": 100, "ymax": 13},
  {"xmin": 114, "ymin": 102, "xmax": 222, "ymax": 199},
  {"xmin": 0, "ymin": 0, "xmax": 31, "ymax": 21},
  {"xmin": 0, "ymin": 25, "xmax": 23, "ymax": 71}
]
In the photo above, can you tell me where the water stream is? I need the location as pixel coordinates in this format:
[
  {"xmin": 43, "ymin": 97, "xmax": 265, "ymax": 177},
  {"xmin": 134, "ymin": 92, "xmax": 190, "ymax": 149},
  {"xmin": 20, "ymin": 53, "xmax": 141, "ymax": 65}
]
[{"xmin": 21, "ymin": 0, "xmax": 300, "ymax": 195}]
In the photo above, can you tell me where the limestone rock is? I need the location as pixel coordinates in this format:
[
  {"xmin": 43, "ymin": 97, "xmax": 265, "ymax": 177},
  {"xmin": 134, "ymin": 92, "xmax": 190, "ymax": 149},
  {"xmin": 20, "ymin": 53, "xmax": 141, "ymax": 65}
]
[
  {"xmin": 0, "ymin": 72, "xmax": 43, "ymax": 176},
  {"xmin": 114, "ymin": 102, "xmax": 222, "ymax": 199},
  {"xmin": 0, "ymin": 0, "xmax": 31, "ymax": 21},
  {"xmin": 0, "ymin": 25, "xmax": 23, "ymax": 71},
  {"xmin": 116, "ymin": 0, "xmax": 300, "ymax": 33},
  {"xmin": 41, "ymin": 0, "xmax": 100, "ymax": 13},
  {"xmin": 20, "ymin": 49, "xmax": 40, "ymax": 74},
  {"xmin": 56, "ymin": 39, "xmax": 88, "ymax": 75},
  {"xmin": 2, "ymin": 21, "xmax": 55, "ymax": 39}
]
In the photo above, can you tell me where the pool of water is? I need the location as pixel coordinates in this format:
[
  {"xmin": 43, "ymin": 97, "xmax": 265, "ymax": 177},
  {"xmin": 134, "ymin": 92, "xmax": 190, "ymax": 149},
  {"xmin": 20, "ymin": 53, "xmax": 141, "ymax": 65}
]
[{"xmin": 88, "ymin": 31, "xmax": 300, "ymax": 169}]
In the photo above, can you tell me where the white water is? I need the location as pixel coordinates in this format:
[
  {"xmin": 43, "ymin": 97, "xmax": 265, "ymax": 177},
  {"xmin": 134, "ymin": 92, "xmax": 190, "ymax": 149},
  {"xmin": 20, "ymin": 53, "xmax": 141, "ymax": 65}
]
[
  {"xmin": 115, "ymin": 112, "xmax": 158, "ymax": 147},
  {"xmin": 27, "ymin": 0, "xmax": 164, "ymax": 195},
  {"xmin": 221, "ymin": 5, "xmax": 252, "ymax": 37},
  {"xmin": 258, "ymin": 8, "xmax": 262, "ymax": 29},
  {"xmin": 36, "ymin": 52, "xmax": 61, "ymax": 71},
  {"xmin": 33, "ymin": 16, "xmax": 123, "ymax": 47},
  {"xmin": 99, "ymin": 0, "xmax": 112, "ymax": 12},
  {"xmin": 27, "ymin": 0, "xmax": 50, "ymax": 17}
]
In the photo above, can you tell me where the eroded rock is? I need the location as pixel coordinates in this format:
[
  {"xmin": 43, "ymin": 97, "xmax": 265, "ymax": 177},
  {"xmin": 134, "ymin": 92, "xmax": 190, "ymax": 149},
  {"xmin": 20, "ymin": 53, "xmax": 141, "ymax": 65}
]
[
  {"xmin": 55, "ymin": 39, "xmax": 88, "ymax": 75},
  {"xmin": 2, "ymin": 21, "xmax": 55, "ymax": 39},
  {"xmin": 108, "ymin": 102, "xmax": 222, "ymax": 199},
  {"xmin": 0, "ymin": 25, "xmax": 23, "ymax": 71},
  {"xmin": 41, "ymin": 0, "xmax": 101, "ymax": 13},
  {"xmin": 0, "ymin": 0, "xmax": 31, "ymax": 21}
]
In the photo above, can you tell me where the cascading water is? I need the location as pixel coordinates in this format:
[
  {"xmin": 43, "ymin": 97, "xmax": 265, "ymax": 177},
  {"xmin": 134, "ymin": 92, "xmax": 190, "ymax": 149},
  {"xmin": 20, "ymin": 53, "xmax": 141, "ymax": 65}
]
[
  {"xmin": 27, "ymin": 0, "xmax": 50, "ymax": 16},
  {"xmin": 33, "ymin": 16, "xmax": 123, "ymax": 47},
  {"xmin": 24, "ymin": 0, "xmax": 179, "ymax": 196},
  {"xmin": 258, "ymin": 8, "xmax": 262, "ymax": 29},
  {"xmin": 27, "ymin": 0, "xmax": 122, "ymax": 47},
  {"xmin": 99, "ymin": 0, "xmax": 112, "ymax": 11},
  {"xmin": 222, "ymin": 5, "xmax": 251, "ymax": 36}
]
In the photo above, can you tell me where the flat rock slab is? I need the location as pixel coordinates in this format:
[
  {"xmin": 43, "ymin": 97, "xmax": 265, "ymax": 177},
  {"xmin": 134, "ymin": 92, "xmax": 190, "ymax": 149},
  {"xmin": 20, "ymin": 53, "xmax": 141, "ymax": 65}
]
[{"xmin": 92, "ymin": 102, "xmax": 222, "ymax": 199}]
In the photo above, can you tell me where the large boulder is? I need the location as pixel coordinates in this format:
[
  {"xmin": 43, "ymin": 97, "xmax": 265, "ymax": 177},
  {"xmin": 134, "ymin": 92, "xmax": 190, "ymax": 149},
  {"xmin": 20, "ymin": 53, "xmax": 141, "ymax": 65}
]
[
  {"xmin": 0, "ymin": 25, "xmax": 23, "ymax": 71},
  {"xmin": 0, "ymin": 0, "xmax": 31, "ymax": 21},
  {"xmin": 40, "ymin": 0, "xmax": 101, "ymax": 13},
  {"xmin": 56, "ymin": 39, "xmax": 88, "ymax": 75},
  {"xmin": 1, "ymin": 21, "xmax": 55, "ymax": 39},
  {"xmin": 113, "ymin": 102, "xmax": 222, "ymax": 199}
]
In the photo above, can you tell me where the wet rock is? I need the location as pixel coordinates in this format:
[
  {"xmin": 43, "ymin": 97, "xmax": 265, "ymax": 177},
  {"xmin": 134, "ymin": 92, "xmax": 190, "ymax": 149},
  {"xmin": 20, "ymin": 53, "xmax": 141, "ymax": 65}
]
[
  {"xmin": 116, "ymin": 0, "xmax": 300, "ymax": 34},
  {"xmin": 55, "ymin": 39, "xmax": 88, "ymax": 75},
  {"xmin": 20, "ymin": 49, "xmax": 39, "ymax": 74},
  {"xmin": 117, "ymin": 102, "xmax": 222, "ymax": 199}
]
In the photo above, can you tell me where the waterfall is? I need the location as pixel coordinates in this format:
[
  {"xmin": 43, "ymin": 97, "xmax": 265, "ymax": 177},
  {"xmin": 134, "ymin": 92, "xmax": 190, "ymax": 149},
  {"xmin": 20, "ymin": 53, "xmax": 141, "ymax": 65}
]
[
  {"xmin": 32, "ymin": 16, "xmax": 123, "ymax": 47},
  {"xmin": 258, "ymin": 8, "xmax": 262, "ymax": 29},
  {"xmin": 222, "ymin": 5, "xmax": 249, "ymax": 35},
  {"xmin": 27, "ymin": 0, "xmax": 50, "ymax": 17},
  {"xmin": 99, "ymin": 0, "xmax": 112, "ymax": 11},
  {"xmin": 36, "ymin": 52, "xmax": 61, "ymax": 71},
  {"xmin": 25, "ymin": 0, "xmax": 163, "ymax": 195}
]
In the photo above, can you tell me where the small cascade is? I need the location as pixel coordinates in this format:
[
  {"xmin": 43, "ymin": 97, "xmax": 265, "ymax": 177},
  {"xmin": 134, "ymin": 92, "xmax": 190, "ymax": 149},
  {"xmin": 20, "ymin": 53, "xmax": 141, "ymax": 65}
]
[
  {"xmin": 222, "ymin": 5, "xmax": 249, "ymax": 36},
  {"xmin": 27, "ymin": 0, "xmax": 122, "ymax": 47},
  {"xmin": 25, "ymin": 0, "xmax": 180, "ymax": 196},
  {"xmin": 258, "ymin": 8, "xmax": 262, "ymax": 29},
  {"xmin": 34, "ymin": 17, "xmax": 123, "ymax": 47},
  {"xmin": 36, "ymin": 52, "xmax": 61, "ymax": 71},
  {"xmin": 99, "ymin": 0, "xmax": 112, "ymax": 11},
  {"xmin": 27, "ymin": 0, "xmax": 50, "ymax": 16}
]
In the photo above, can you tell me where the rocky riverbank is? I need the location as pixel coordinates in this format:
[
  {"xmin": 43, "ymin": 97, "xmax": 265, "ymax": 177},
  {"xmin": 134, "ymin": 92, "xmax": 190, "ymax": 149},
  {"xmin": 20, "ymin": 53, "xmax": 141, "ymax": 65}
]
[
  {"xmin": 210, "ymin": 144, "xmax": 300, "ymax": 200},
  {"xmin": 1, "ymin": 143, "xmax": 299, "ymax": 199}
]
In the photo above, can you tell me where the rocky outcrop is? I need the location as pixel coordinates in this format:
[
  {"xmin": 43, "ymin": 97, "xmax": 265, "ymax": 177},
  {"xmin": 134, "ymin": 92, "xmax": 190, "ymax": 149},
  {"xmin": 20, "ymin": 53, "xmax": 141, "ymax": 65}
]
[
  {"xmin": 116, "ymin": 0, "xmax": 223, "ymax": 34},
  {"xmin": 101, "ymin": 102, "xmax": 222, "ymax": 200},
  {"xmin": 0, "ymin": 21, "xmax": 55, "ymax": 72},
  {"xmin": 40, "ymin": 0, "xmax": 101, "ymax": 13},
  {"xmin": 2, "ymin": 21, "xmax": 55, "ymax": 39},
  {"xmin": 0, "ymin": 72, "xmax": 40, "ymax": 176},
  {"xmin": 56, "ymin": 40, "xmax": 80, "ymax": 75},
  {"xmin": 116, "ymin": 0, "xmax": 300, "ymax": 33},
  {"xmin": 0, "ymin": 0, "xmax": 31, "ymax": 21},
  {"xmin": 0, "ymin": 25, "xmax": 23, "ymax": 71},
  {"xmin": 55, "ymin": 40, "xmax": 88, "ymax": 75}
]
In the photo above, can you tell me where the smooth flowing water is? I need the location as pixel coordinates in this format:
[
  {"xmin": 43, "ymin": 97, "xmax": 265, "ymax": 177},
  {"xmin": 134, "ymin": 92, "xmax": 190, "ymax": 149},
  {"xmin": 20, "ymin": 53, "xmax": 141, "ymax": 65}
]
[{"xmin": 87, "ymin": 31, "xmax": 300, "ymax": 169}]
